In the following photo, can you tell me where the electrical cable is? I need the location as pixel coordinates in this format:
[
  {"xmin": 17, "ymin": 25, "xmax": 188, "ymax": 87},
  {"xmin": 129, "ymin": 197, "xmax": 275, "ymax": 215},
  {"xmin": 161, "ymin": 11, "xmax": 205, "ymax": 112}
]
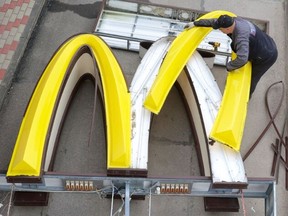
[
  {"xmin": 12, "ymin": 185, "xmax": 110, "ymax": 193},
  {"xmin": 0, "ymin": 192, "xmax": 11, "ymax": 215},
  {"xmin": 0, "ymin": 192, "xmax": 10, "ymax": 205},
  {"xmin": 147, "ymin": 182, "xmax": 161, "ymax": 216},
  {"xmin": 148, "ymin": 188, "xmax": 152, "ymax": 216},
  {"xmin": 112, "ymin": 192, "xmax": 124, "ymax": 216},
  {"xmin": 240, "ymin": 189, "xmax": 247, "ymax": 216},
  {"xmin": 110, "ymin": 184, "xmax": 115, "ymax": 216},
  {"xmin": 243, "ymin": 81, "xmax": 284, "ymax": 161},
  {"xmin": 6, "ymin": 184, "xmax": 14, "ymax": 216},
  {"xmin": 87, "ymin": 63, "xmax": 100, "ymax": 148}
]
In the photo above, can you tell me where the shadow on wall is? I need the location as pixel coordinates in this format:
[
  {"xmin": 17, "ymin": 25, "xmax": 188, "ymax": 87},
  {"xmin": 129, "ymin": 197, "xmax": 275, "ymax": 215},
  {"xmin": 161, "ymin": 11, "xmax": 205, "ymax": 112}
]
[{"xmin": 48, "ymin": 1, "xmax": 102, "ymax": 19}]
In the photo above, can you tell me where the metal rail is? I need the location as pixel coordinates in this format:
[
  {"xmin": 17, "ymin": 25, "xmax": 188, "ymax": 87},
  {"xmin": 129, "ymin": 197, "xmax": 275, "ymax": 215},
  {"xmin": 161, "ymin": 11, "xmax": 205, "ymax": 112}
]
[{"xmin": 0, "ymin": 173, "xmax": 276, "ymax": 216}]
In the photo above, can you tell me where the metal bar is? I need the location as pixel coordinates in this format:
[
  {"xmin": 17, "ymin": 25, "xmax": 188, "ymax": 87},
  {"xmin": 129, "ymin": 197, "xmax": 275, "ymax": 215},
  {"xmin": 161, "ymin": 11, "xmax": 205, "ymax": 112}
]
[
  {"xmin": 125, "ymin": 181, "xmax": 130, "ymax": 216},
  {"xmin": 0, "ymin": 173, "xmax": 277, "ymax": 214},
  {"xmin": 129, "ymin": 13, "xmax": 138, "ymax": 50},
  {"xmin": 271, "ymin": 143, "xmax": 288, "ymax": 170},
  {"xmin": 265, "ymin": 181, "xmax": 277, "ymax": 216},
  {"xmin": 0, "ymin": 173, "xmax": 275, "ymax": 197},
  {"xmin": 197, "ymin": 48, "xmax": 231, "ymax": 57},
  {"xmin": 95, "ymin": 32, "xmax": 145, "ymax": 43},
  {"xmin": 243, "ymin": 81, "xmax": 284, "ymax": 161},
  {"xmin": 271, "ymin": 139, "xmax": 280, "ymax": 176},
  {"xmin": 274, "ymin": 139, "xmax": 281, "ymax": 183},
  {"xmin": 286, "ymin": 136, "xmax": 288, "ymax": 190}
]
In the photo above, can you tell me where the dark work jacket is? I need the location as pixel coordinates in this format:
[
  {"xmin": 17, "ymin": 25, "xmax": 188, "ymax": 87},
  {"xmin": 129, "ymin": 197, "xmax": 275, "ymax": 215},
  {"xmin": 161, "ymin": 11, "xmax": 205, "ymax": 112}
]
[{"xmin": 227, "ymin": 17, "xmax": 277, "ymax": 70}]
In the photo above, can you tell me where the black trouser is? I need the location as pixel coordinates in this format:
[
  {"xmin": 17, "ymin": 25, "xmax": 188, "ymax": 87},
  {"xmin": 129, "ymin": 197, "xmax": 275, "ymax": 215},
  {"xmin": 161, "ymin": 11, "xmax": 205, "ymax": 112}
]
[{"xmin": 250, "ymin": 49, "xmax": 278, "ymax": 98}]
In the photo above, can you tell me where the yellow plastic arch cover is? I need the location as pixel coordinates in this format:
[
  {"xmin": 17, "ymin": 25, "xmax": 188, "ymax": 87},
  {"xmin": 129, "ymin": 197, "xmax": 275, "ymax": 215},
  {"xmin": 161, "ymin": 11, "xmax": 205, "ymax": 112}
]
[
  {"xmin": 144, "ymin": 10, "xmax": 236, "ymax": 114},
  {"xmin": 7, "ymin": 34, "xmax": 131, "ymax": 177},
  {"xmin": 210, "ymin": 55, "xmax": 251, "ymax": 151}
]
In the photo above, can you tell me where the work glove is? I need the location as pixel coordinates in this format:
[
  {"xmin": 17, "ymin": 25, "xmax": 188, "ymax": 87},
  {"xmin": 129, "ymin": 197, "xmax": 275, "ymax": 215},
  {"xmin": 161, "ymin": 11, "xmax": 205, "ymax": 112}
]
[
  {"xmin": 184, "ymin": 22, "xmax": 194, "ymax": 30},
  {"xmin": 226, "ymin": 63, "xmax": 234, "ymax": 72},
  {"xmin": 230, "ymin": 41, "xmax": 236, "ymax": 53}
]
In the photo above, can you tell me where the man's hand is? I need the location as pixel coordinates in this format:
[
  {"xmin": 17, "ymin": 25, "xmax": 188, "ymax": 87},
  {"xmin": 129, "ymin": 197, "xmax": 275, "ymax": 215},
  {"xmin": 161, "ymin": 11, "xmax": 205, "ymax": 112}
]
[
  {"xmin": 226, "ymin": 63, "xmax": 234, "ymax": 72},
  {"xmin": 184, "ymin": 22, "xmax": 194, "ymax": 30}
]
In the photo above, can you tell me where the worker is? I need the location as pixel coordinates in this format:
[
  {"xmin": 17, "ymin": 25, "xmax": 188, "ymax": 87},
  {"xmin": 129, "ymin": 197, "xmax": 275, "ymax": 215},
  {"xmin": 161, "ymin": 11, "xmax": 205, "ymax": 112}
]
[{"xmin": 184, "ymin": 14, "xmax": 278, "ymax": 98}]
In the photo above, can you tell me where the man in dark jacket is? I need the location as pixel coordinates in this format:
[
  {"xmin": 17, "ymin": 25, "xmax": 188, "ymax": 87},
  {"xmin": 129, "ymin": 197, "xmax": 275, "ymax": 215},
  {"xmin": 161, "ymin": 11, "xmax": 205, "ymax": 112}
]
[{"xmin": 185, "ymin": 15, "xmax": 278, "ymax": 97}]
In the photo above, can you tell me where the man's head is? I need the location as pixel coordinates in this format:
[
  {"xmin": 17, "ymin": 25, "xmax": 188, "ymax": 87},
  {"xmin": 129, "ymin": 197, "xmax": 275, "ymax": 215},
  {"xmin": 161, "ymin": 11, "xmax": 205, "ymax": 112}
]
[{"xmin": 213, "ymin": 15, "xmax": 235, "ymax": 34}]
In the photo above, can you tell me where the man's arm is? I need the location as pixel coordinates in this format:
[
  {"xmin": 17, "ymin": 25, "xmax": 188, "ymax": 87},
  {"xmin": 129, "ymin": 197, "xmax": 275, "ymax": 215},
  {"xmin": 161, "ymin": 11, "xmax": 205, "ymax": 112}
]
[
  {"xmin": 184, "ymin": 18, "xmax": 217, "ymax": 30},
  {"xmin": 194, "ymin": 18, "xmax": 217, "ymax": 28},
  {"xmin": 226, "ymin": 31, "xmax": 250, "ymax": 71}
]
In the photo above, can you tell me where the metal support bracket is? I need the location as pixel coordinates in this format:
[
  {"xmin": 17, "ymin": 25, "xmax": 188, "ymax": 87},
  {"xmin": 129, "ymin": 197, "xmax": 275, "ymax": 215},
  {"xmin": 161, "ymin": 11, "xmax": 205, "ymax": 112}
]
[{"xmin": 0, "ymin": 173, "xmax": 276, "ymax": 215}]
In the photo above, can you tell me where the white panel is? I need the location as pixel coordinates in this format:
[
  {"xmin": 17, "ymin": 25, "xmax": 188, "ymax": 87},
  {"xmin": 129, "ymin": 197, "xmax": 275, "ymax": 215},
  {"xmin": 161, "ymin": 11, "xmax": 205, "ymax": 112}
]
[
  {"xmin": 95, "ymin": 10, "xmax": 231, "ymax": 66},
  {"xmin": 129, "ymin": 37, "xmax": 174, "ymax": 169},
  {"xmin": 133, "ymin": 17, "xmax": 170, "ymax": 40},
  {"xmin": 186, "ymin": 52, "xmax": 247, "ymax": 184},
  {"xmin": 97, "ymin": 11, "xmax": 136, "ymax": 37},
  {"xmin": 107, "ymin": 0, "xmax": 138, "ymax": 12}
]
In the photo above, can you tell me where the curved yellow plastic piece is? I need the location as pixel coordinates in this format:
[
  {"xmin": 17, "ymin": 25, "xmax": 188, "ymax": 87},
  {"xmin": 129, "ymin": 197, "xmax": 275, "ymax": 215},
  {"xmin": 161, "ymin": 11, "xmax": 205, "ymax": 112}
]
[
  {"xmin": 144, "ymin": 10, "xmax": 236, "ymax": 114},
  {"xmin": 210, "ymin": 55, "xmax": 251, "ymax": 151},
  {"xmin": 7, "ymin": 34, "xmax": 130, "ymax": 177}
]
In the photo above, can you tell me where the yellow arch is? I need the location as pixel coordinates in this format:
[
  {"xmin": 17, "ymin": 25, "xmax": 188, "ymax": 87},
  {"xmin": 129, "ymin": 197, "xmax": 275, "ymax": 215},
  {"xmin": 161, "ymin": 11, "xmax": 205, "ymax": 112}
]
[
  {"xmin": 7, "ymin": 34, "xmax": 130, "ymax": 179},
  {"xmin": 144, "ymin": 10, "xmax": 236, "ymax": 114},
  {"xmin": 144, "ymin": 10, "xmax": 251, "ymax": 150},
  {"xmin": 210, "ymin": 54, "xmax": 251, "ymax": 151}
]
